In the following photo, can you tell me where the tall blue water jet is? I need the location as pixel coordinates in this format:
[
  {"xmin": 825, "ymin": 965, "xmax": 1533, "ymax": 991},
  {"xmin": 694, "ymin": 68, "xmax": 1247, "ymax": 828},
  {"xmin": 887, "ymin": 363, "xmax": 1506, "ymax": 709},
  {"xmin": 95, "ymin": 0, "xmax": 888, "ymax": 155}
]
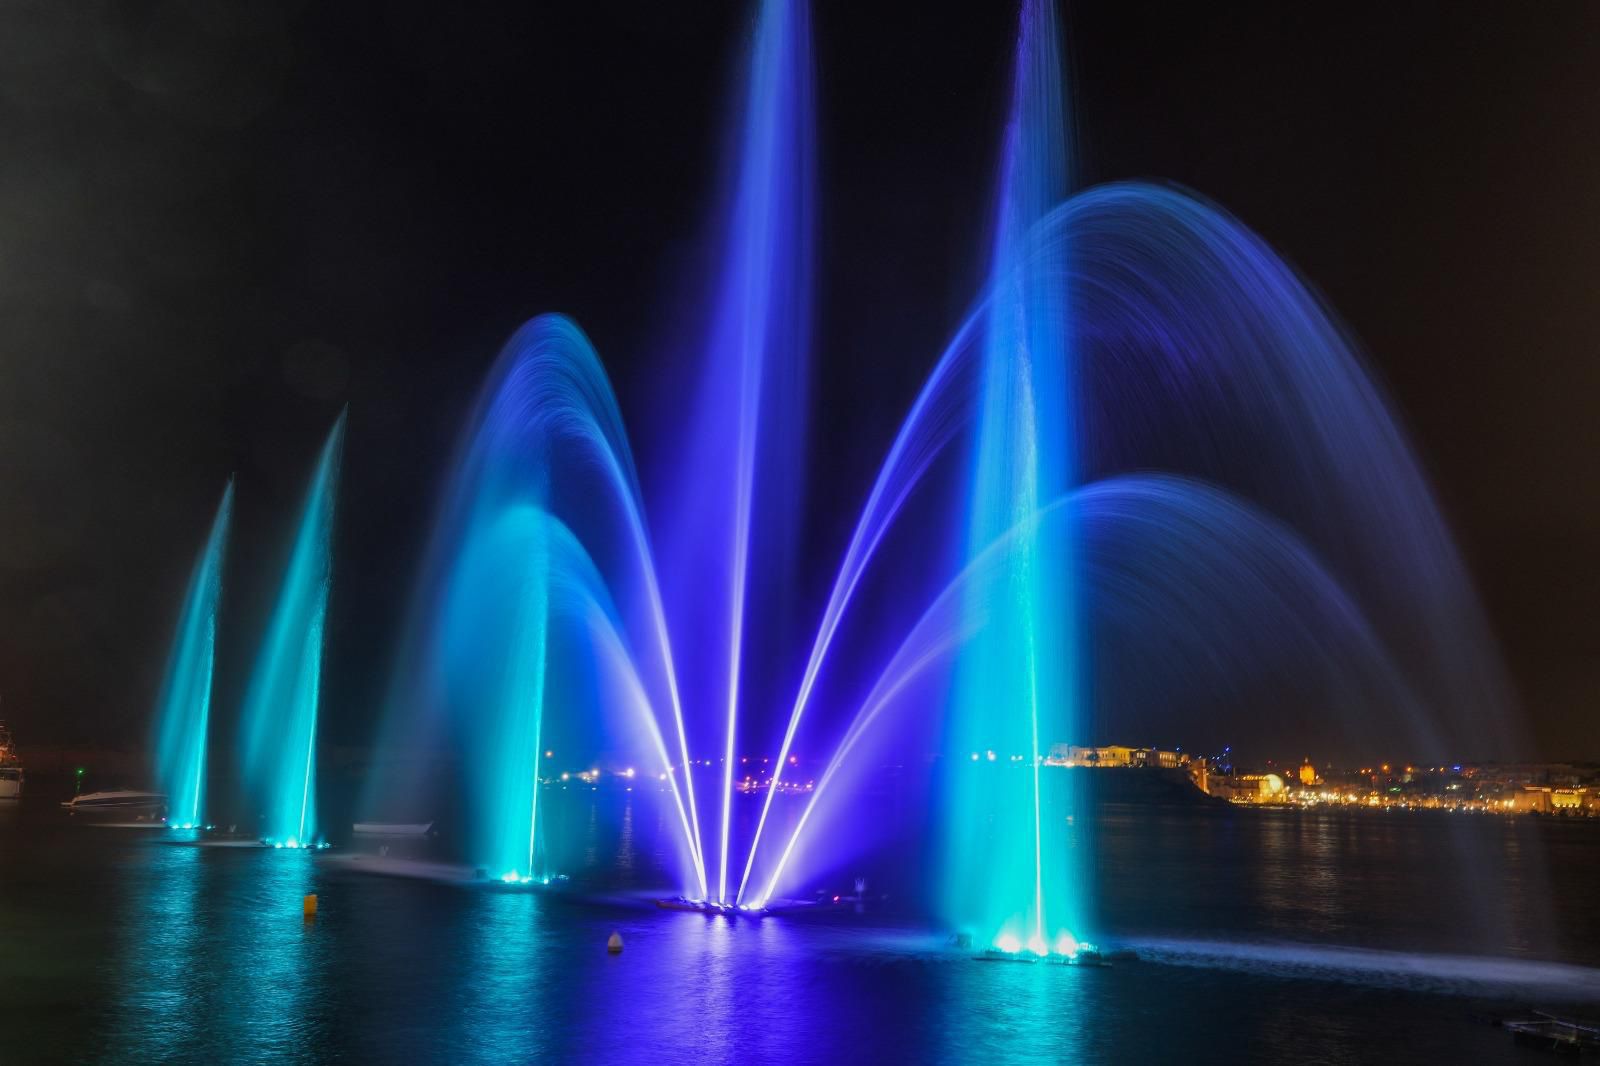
[
  {"xmin": 944, "ymin": 0, "xmax": 1081, "ymax": 954},
  {"xmin": 150, "ymin": 481, "xmax": 233, "ymax": 829},
  {"xmin": 240, "ymin": 412, "xmax": 346, "ymax": 847},
  {"xmin": 658, "ymin": 0, "xmax": 813, "ymax": 904}
]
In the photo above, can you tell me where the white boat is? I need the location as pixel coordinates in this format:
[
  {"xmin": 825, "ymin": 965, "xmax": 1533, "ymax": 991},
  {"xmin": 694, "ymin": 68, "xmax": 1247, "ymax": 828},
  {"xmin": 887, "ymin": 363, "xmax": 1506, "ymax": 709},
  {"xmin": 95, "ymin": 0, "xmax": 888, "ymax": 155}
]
[{"xmin": 61, "ymin": 790, "xmax": 167, "ymax": 813}]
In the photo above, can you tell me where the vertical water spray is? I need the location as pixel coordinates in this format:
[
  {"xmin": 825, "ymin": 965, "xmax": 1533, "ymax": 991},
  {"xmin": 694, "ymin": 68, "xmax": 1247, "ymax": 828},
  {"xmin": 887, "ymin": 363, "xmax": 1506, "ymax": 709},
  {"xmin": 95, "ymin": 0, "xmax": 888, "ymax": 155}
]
[
  {"xmin": 240, "ymin": 411, "xmax": 346, "ymax": 847},
  {"xmin": 438, "ymin": 506, "xmax": 553, "ymax": 883},
  {"xmin": 663, "ymin": 0, "xmax": 812, "ymax": 904},
  {"xmin": 151, "ymin": 481, "xmax": 234, "ymax": 829},
  {"xmin": 945, "ymin": 0, "xmax": 1079, "ymax": 952}
]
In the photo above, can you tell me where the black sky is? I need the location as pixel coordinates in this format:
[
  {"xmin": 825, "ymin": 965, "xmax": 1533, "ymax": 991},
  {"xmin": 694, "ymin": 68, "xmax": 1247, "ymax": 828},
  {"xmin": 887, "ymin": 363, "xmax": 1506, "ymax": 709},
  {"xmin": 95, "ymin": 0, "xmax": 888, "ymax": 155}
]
[{"xmin": 1, "ymin": 1, "xmax": 1595, "ymax": 759}]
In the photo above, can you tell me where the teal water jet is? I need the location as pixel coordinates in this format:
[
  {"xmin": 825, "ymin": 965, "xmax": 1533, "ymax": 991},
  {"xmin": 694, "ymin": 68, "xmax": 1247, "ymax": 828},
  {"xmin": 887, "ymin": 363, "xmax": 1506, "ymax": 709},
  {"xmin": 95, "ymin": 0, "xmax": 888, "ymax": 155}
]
[
  {"xmin": 151, "ymin": 481, "xmax": 233, "ymax": 830},
  {"xmin": 240, "ymin": 412, "xmax": 346, "ymax": 847},
  {"xmin": 944, "ymin": 0, "xmax": 1081, "ymax": 955},
  {"xmin": 438, "ymin": 506, "xmax": 551, "ymax": 883}
]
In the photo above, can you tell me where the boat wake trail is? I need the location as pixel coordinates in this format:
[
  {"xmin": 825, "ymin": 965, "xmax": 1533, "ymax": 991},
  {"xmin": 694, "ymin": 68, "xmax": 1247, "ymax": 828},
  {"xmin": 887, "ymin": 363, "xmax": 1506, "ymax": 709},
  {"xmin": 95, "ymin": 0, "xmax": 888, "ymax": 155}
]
[{"xmin": 1125, "ymin": 938, "xmax": 1600, "ymax": 1000}]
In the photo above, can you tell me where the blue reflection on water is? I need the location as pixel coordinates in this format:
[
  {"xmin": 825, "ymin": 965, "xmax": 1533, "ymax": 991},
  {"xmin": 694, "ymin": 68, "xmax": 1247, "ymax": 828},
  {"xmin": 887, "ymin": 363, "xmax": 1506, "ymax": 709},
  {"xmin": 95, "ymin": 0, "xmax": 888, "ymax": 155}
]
[{"xmin": 46, "ymin": 802, "xmax": 1598, "ymax": 1065}]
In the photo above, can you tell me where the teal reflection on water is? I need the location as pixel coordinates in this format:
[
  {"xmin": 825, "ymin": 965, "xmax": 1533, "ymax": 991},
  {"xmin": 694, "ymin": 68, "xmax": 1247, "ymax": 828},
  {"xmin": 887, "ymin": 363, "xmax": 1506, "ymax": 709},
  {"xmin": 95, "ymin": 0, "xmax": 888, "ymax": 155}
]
[{"xmin": 109, "ymin": 844, "xmax": 327, "ymax": 1063}]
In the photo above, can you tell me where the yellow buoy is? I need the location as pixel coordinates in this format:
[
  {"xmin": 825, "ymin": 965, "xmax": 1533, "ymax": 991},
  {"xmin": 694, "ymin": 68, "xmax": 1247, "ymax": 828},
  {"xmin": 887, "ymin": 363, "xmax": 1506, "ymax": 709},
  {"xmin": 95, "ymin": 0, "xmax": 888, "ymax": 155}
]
[
  {"xmin": 303, "ymin": 894, "xmax": 318, "ymax": 919},
  {"xmin": 606, "ymin": 931, "xmax": 623, "ymax": 954}
]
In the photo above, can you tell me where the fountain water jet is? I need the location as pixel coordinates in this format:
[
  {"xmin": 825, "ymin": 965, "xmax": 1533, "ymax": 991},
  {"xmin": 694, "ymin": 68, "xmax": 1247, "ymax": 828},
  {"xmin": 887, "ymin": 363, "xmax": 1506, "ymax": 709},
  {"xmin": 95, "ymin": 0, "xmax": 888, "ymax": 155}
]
[
  {"xmin": 651, "ymin": 0, "xmax": 813, "ymax": 906},
  {"xmin": 942, "ymin": 0, "xmax": 1080, "ymax": 955},
  {"xmin": 240, "ymin": 411, "xmax": 345, "ymax": 848},
  {"xmin": 151, "ymin": 480, "xmax": 233, "ymax": 830}
]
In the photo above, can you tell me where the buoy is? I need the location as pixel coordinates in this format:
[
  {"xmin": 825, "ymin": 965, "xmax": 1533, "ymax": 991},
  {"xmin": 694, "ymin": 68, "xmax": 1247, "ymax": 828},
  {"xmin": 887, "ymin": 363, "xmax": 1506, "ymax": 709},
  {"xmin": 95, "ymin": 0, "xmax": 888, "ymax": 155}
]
[
  {"xmin": 606, "ymin": 931, "xmax": 623, "ymax": 954},
  {"xmin": 303, "ymin": 894, "xmax": 318, "ymax": 919}
]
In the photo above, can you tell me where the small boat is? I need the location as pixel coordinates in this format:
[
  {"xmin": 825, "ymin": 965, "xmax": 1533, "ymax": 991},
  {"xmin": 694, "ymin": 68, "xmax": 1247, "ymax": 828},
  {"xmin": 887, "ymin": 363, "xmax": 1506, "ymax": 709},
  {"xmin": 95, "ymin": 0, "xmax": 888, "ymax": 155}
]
[{"xmin": 62, "ymin": 790, "xmax": 167, "ymax": 813}]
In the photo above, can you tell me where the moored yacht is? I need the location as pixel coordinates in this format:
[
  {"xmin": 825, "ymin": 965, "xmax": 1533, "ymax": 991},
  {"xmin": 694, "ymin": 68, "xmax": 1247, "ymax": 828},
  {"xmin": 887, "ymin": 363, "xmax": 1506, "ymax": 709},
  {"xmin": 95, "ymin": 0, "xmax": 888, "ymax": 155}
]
[{"xmin": 61, "ymin": 790, "xmax": 166, "ymax": 814}]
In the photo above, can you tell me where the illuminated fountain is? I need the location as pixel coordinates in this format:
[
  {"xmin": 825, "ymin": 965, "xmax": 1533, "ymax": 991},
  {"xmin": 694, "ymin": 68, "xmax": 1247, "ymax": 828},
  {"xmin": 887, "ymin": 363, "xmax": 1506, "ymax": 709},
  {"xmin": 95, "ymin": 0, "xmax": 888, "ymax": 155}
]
[
  {"xmin": 151, "ymin": 481, "xmax": 233, "ymax": 831},
  {"xmin": 239, "ymin": 412, "xmax": 346, "ymax": 849},
  {"xmin": 365, "ymin": 0, "xmax": 1513, "ymax": 946}
]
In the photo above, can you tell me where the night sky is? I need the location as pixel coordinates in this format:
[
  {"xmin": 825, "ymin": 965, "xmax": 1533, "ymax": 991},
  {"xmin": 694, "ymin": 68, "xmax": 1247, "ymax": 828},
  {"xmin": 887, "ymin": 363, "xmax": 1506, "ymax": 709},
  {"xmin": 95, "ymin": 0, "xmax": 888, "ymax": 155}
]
[{"xmin": 2, "ymin": 1, "xmax": 1595, "ymax": 760}]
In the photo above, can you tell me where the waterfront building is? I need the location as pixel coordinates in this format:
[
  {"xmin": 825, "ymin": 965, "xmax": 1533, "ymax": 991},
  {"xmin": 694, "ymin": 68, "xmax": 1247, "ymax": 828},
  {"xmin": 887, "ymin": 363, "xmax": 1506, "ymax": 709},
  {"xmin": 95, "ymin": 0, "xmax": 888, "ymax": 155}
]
[
  {"xmin": 1206, "ymin": 773, "xmax": 1288, "ymax": 804},
  {"xmin": 1505, "ymin": 785, "xmax": 1591, "ymax": 813}
]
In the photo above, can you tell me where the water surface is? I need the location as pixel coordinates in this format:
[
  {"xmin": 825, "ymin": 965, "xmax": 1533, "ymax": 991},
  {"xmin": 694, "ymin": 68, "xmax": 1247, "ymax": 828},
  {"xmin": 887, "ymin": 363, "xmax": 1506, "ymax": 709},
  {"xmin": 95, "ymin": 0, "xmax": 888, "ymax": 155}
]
[{"xmin": 3, "ymin": 794, "xmax": 1596, "ymax": 1064}]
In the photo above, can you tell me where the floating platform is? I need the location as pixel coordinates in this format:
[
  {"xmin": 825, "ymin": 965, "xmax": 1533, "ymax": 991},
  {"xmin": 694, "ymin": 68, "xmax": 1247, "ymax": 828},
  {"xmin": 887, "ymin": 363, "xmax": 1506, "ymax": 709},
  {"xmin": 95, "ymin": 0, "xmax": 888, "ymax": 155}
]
[
  {"xmin": 323, "ymin": 855, "xmax": 481, "ymax": 883},
  {"xmin": 1051, "ymin": 949, "xmax": 1110, "ymax": 968},
  {"xmin": 321, "ymin": 853, "xmax": 568, "ymax": 890},
  {"xmin": 352, "ymin": 822, "xmax": 434, "ymax": 838},
  {"xmin": 178, "ymin": 838, "xmax": 330, "ymax": 850},
  {"xmin": 78, "ymin": 821, "xmax": 170, "ymax": 831},
  {"xmin": 653, "ymin": 896, "xmax": 828, "ymax": 917},
  {"xmin": 655, "ymin": 897, "xmax": 765, "ymax": 916},
  {"xmin": 972, "ymin": 947, "xmax": 1118, "ymax": 967}
]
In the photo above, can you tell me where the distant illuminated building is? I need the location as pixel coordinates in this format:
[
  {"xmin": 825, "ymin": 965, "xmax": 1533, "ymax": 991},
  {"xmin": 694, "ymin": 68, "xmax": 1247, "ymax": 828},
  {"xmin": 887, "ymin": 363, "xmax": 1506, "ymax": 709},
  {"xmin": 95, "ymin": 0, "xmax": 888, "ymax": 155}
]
[
  {"xmin": 1207, "ymin": 773, "xmax": 1288, "ymax": 804},
  {"xmin": 1045, "ymin": 744, "xmax": 1191, "ymax": 770},
  {"xmin": 1505, "ymin": 786, "xmax": 1590, "ymax": 814},
  {"xmin": 1298, "ymin": 760, "xmax": 1317, "ymax": 786}
]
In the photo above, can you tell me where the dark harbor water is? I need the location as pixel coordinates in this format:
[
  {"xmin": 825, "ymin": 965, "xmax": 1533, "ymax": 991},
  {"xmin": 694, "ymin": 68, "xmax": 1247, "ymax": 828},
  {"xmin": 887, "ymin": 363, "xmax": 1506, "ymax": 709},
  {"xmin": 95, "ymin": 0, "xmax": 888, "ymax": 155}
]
[{"xmin": 3, "ymin": 790, "xmax": 1598, "ymax": 1065}]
